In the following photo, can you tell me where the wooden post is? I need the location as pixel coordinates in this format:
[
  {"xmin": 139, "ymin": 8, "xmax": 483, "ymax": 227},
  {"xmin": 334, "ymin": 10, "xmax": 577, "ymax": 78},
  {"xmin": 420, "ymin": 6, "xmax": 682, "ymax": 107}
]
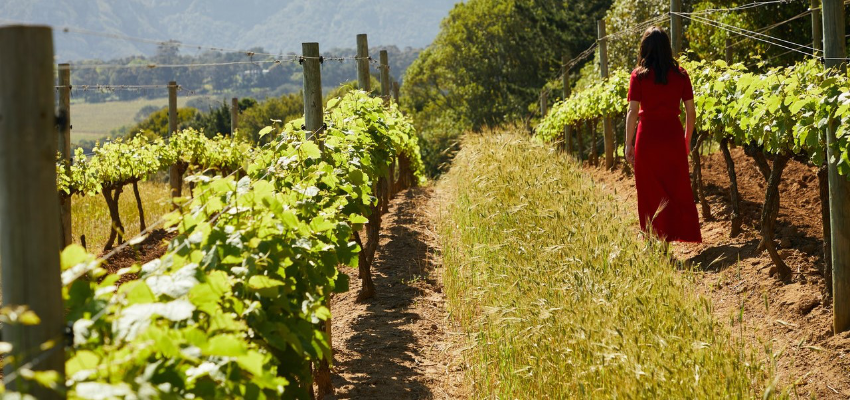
[
  {"xmin": 379, "ymin": 50, "xmax": 390, "ymax": 105},
  {"xmin": 168, "ymin": 81, "xmax": 181, "ymax": 200},
  {"xmin": 540, "ymin": 90, "xmax": 548, "ymax": 118},
  {"xmin": 378, "ymin": 50, "xmax": 392, "ymax": 213},
  {"xmin": 0, "ymin": 25, "xmax": 66, "ymax": 398},
  {"xmin": 390, "ymin": 80, "xmax": 399, "ymax": 197},
  {"xmin": 823, "ymin": 0, "xmax": 850, "ymax": 333},
  {"xmin": 356, "ymin": 34, "xmax": 371, "ymax": 92},
  {"xmin": 598, "ymin": 20, "xmax": 615, "ymax": 169},
  {"xmin": 812, "ymin": 0, "xmax": 824, "ymax": 55},
  {"xmin": 671, "ymin": 0, "xmax": 683, "ymax": 55},
  {"xmin": 563, "ymin": 55, "xmax": 573, "ymax": 153},
  {"xmin": 58, "ymin": 63, "xmax": 72, "ymax": 248},
  {"xmin": 302, "ymin": 43, "xmax": 332, "ymax": 396},
  {"xmin": 302, "ymin": 42, "xmax": 323, "ymax": 141},
  {"xmin": 231, "ymin": 97, "xmax": 239, "ymax": 135},
  {"xmin": 725, "ymin": 38, "xmax": 733, "ymax": 63}
]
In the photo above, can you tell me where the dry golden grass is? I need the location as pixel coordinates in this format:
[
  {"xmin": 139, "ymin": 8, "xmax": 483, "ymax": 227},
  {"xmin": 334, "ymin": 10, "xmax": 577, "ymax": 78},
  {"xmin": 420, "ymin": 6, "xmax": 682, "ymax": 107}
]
[
  {"xmin": 71, "ymin": 179, "xmax": 172, "ymax": 253},
  {"xmin": 435, "ymin": 131, "xmax": 783, "ymax": 399}
]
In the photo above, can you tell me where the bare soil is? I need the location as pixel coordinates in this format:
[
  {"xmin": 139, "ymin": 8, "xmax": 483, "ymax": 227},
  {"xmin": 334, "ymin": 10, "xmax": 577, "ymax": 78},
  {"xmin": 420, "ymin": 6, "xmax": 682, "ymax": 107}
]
[
  {"xmin": 328, "ymin": 187, "xmax": 465, "ymax": 399},
  {"xmin": 589, "ymin": 149, "xmax": 850, "ymax": 399},
  {"xmin": 98, "ymin": 229, "xmax": 175, "ymax": 287}
]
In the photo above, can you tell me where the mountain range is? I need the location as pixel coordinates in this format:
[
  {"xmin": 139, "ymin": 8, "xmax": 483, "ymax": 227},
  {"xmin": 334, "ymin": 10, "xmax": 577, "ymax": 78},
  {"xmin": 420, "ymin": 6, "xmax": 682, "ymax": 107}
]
[{"xmin": 0, "ymin": 0, "xmax": 459, "ymax": 61}]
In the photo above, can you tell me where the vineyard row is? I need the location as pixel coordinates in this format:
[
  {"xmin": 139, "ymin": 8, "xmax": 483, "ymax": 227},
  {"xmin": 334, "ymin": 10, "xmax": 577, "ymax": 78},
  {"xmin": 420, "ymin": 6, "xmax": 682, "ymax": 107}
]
[{"xmin": 1, "ymin": 25, "xmax": 423, "ymax": 400}]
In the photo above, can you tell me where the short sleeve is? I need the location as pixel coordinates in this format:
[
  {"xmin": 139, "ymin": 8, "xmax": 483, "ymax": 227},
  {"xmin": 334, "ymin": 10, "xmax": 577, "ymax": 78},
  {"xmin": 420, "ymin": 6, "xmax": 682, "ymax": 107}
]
[
  {"xmin": 681, "ymin": 69, "xmax": 694, "ymax": 102},
  {"xmin": 627, "ymin": 72, "xmax": 641, "ymax": 102}
]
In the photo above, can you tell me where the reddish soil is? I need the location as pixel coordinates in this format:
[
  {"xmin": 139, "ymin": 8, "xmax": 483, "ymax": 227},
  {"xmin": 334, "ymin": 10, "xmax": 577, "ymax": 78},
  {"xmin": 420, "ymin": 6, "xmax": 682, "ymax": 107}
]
[
  {"xmin": 98, "ymin": 229, "xmax": 174, "ymax": 286},
  {"xmin": 328, "ymin": 187, "xmax": 465, "ymax": 399},
  {"xmin": 589, "ymin": 149, "xmax": 850, "ymax": 399}
]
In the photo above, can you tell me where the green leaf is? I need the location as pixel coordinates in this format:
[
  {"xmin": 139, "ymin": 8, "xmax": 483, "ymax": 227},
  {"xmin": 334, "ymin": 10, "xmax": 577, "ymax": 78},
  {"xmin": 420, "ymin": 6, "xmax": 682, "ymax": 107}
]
[
  {"xmin": 19, "ymin": 310, "xmax": 41, "ymax": 326},
  {"xmin": 120, "ymin": 281, "xmax": 156, "ymax": 305},
  {"xmin": 300, "ymin": 141, "xmax": 322, "ymax": 160},
  {"xmin": 204, "ymin": 334, "xmax": 247, "ymax": 357},
  {"xmin": 60, "ymin": 244, "xmax": 91, "ymax": 271},
  {"xmin": 247, "ymin": 276, "xmax": 284, "ymax": 297},
  {"xmin": 236, "ymin": 350, "xmax": 265, "ymax": 377},
  {"xmin": 348, "ymin": 170, "xmax": 365, "ymax": 186},
  {"xmin": 349, "ymin": 214, "xmax": 369, "ymax": 225},
  {"xmin": 67, "ymin": 350, "xmax": 101, "ymax": 376},
  {"xmin": 30, "ymin": 370, "xmax": 61, "ymax": 390},
  {"xmin": 310, "ymin": 216, "xmax": 336, "ymax": 232},
  {"xmin": 259, "ymin": 126, "xmax": 274, "ymax": 138}
]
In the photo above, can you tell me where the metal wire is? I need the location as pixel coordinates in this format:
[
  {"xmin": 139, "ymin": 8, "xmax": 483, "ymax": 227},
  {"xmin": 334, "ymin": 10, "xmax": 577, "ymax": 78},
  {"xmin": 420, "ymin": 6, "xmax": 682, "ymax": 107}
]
[{"xmin": 674, "ymin": 12, "xmax": 818, "ymax": 58}]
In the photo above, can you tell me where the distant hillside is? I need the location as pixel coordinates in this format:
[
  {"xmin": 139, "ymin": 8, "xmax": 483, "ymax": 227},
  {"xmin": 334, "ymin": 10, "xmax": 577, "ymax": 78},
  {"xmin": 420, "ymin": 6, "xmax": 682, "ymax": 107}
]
[{"xmin": 0, "ymin": 0, "xmax": 459, "ymax": 61}]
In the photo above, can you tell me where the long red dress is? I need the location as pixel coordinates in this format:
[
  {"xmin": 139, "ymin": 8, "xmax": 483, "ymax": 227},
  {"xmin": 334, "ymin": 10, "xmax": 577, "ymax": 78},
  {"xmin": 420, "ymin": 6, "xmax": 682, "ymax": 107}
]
[{"xmin": 628, "ymin": 67, "xmax": 702, "ymax": 243}]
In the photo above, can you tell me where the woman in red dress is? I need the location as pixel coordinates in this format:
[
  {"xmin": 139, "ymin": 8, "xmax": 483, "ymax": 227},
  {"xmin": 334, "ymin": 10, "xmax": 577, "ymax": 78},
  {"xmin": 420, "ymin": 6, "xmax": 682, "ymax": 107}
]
[{"xmin": 624, "ymin": 26, "xmax": 702, "ymax": 243}]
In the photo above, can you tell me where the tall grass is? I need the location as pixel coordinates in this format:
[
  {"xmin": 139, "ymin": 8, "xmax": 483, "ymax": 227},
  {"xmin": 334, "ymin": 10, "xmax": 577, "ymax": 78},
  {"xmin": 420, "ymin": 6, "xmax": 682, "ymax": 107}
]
[
  {"xmin": 71, "ymin": 179, "xmax": 172, "ymax": 252},
  {"xmin": 436, "ymin": 132, "xmax": 777, "ymax": 398}
]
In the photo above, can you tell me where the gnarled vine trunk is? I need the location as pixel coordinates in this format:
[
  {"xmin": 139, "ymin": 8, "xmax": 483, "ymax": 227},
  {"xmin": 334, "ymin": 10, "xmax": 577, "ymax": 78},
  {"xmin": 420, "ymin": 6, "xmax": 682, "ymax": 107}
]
[
  {"xmin": 577, "ymin": 122, "xmax": 585, "ymax": 160},
  {"xmin": 132, "ymin": 180, "xmax": 146, "ymax": 232},
  {"xmin": 690, "ymin": 132, "xmax": 712, "ymax": 220},
  {"xmin": 356, "ymin": 176, "xmax": 387, "ymax": 301},
  {"xmin": 590, "ymin": 119, "xmax": 599, "ymax": 166},
  {"xmin": 818, "ymin": 164, "xmax": 833, "ymax": 297},
  {"xmin": 744, "ymin": 142, "xmax": 771, "ymax": 181},
  {"xmin": 313, "ymin": 296, "xmax": 333, "ymax": 398},
  {"xmin": 760, "ymin": 153, "xmax": 792, "ymax": 280},
  {"xmin": 719, "ymin": 137, "xmax": 742, "ymax": 237},
  {"xmin": 102, "ymin": 184, "xmax": 126, "ymax": 251}
]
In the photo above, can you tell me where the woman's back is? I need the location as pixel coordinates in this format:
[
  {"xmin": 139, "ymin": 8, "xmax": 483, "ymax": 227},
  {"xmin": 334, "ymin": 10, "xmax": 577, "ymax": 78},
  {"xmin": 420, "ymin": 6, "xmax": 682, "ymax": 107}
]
[{"xmin": 628, "ymin": 67, "xmax": 693, "ymax": 120}]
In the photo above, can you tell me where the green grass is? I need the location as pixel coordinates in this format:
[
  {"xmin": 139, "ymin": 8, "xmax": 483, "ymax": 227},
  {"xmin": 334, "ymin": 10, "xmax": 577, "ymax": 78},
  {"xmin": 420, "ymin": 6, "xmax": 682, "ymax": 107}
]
[
  {"xmin": 70, "ymin": 96, "xmax": 201, "ymax": 144},
  {"xmin": 71, "ymin": 180, "xmax": 172, "ymax": 252},
  {"xmin": 436, "ymin": 131, "xmax": 781, "ymax": 398}
]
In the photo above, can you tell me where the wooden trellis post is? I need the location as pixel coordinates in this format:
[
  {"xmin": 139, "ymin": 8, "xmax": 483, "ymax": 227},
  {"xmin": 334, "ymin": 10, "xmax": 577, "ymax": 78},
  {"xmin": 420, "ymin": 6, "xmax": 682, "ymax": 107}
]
[
  {"xmin": 231, "ymin": 97, "xmax": 239, "ymax": 135},
  {"xmin": 357, "ymin": 34, "xmax": 371, "ymax": 92},
  {"xmin": 598, "ymin": 20, "xmax": 615, "ymax": 169},
  {"xmin": 0, "ymin": 25, "xmax": 67, "ymax": 399},
  {"xmin": 58, "ymin": 63, "xmax": 72, "ymax": 248},
  {"xmin": 823, "ymin": 0, "xmax": 850, "ymax": 333}
]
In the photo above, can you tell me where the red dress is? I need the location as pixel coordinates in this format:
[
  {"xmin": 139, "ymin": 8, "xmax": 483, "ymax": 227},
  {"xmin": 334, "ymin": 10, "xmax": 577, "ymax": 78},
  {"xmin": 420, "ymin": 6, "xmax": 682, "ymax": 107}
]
[{"xmin": 628, "ymin": 67, "xmax": 702, "ymax": 243}]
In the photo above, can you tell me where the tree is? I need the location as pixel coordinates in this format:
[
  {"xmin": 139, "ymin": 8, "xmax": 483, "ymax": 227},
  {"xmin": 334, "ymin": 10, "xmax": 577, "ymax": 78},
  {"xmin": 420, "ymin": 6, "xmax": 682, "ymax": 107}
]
[{"xmin": 402, "ymin": 0, "xmax": 613, "ymax": 175}]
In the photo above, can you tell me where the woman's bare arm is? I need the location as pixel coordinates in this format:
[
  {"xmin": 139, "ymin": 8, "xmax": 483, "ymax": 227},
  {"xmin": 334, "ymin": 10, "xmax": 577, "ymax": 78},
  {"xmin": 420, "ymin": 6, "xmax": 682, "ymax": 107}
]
[
  {"xmin": 624, "ymin": 101, "xmax": 640, "ymax": 165},
  {"xmin": 684, "ymin": 99, "xmax": 695, "ymax": 154}
]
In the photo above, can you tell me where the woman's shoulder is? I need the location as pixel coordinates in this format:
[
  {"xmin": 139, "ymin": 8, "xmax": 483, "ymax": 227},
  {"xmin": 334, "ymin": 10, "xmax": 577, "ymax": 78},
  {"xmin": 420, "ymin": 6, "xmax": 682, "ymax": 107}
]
[
  {"xmin": 631, "ymin": 67, "xmax": 650, "ymax": 79},
  {"xmin": 676, "ymin": 65, "xmax": 690, "ymax": 77}
]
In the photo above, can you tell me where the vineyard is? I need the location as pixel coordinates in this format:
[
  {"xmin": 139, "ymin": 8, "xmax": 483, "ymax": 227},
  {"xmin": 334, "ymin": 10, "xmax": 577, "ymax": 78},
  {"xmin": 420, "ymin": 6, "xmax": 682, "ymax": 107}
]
[
  {"xmin": 539, "ymin": 57, "xmax": 849, "ymax": 282},
  {"xmin": 4, "ymin": 0, "xmax": 850, "ymax": 398}
]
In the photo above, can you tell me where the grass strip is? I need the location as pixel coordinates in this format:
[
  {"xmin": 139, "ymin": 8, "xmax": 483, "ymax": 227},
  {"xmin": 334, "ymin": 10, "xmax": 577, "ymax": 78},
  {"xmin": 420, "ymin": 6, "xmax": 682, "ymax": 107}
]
[{"xmin": 436, "ymin": 132, "xmax": 775, "ymax": 399}]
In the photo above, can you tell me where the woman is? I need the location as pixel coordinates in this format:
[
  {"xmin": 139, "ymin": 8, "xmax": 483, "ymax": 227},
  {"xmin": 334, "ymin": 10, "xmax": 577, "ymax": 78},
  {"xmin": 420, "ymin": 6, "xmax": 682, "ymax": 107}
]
[{"xmin": 624, "ymin": 26, "xmax": 702, "ymax": 243}]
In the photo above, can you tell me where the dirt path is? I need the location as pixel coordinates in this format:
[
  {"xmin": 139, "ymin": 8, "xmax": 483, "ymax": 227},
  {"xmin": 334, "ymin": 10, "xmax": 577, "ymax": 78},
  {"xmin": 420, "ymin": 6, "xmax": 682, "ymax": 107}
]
[
  {"xmin": 588, "ymin": 150, "xmax": 850, "ymax": 399},
  {"xmin": 328, "ymin": 187, "xmax": 465, "ymax": 399}
]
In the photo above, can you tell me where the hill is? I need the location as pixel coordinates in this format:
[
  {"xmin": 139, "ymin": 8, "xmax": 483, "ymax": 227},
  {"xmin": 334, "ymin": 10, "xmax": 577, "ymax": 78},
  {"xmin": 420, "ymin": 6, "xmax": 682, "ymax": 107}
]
[{"xmin": 1, "ymin": 0, "xmax": 458, "ymax": 60}]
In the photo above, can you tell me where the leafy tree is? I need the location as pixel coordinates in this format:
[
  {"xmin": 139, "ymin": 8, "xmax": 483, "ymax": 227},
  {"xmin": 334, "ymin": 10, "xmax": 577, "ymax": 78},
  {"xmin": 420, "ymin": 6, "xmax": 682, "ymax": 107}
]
[
  {"xmin": 402, "ymin": 0, "xmax": 612, "ymax": 175},
  {"xmin": 116, "ymin": 107, "xmax": 198, "ymax": 139},
  {"xmin": 685, "ymin": 0, "xmax": 816, "ymax": 68},
  {"xmin": 188, "ymin": 98, "xmax": 260, "ymax": 137},
  {"xmin": 238, "ymin": 93, "xmax": 304, "ymax": 142}
]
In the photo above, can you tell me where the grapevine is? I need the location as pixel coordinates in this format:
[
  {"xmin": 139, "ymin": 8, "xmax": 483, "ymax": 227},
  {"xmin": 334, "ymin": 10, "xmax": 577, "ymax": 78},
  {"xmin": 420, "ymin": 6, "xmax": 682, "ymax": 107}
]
[{"xmin": 51, "ymin": 90, "xmax": 423, "ymax": 399}]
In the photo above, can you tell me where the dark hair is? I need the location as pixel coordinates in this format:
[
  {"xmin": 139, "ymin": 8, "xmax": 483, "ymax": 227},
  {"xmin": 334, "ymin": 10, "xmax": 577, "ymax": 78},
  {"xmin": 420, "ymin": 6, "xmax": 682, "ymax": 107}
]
[{"xmin": 635, "ymin": 26, "xmax": 681, "ymax": 85}]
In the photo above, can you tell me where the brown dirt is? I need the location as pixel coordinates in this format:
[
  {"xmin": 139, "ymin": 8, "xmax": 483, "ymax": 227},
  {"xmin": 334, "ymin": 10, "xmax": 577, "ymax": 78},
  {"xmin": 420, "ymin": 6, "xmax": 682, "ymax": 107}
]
[
  {"xmin": 328, "ymin": 187, "xmax": 465, "ymax": 399},
  {"xmin": 98, "ymin": 229, "xmax": 174, "ymax": 286},
  {"xmin": 588, "ymin": 150, "xmax": 850, "ymax": 399}
]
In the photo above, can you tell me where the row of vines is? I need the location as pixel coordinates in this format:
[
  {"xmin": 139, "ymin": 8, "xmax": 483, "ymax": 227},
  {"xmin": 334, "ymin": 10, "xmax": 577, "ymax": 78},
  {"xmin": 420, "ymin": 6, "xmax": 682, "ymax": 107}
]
[
  {"xmin": 57, "ymin": 130, "xmax": 250, "ymax": 251},
  {"xmin": 9, "ymin": 90, "xmax": 424, "ymax": 398},
  {"xmin": 537, "ymin": 58, "xmax": 850, "ymax": 286}
]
